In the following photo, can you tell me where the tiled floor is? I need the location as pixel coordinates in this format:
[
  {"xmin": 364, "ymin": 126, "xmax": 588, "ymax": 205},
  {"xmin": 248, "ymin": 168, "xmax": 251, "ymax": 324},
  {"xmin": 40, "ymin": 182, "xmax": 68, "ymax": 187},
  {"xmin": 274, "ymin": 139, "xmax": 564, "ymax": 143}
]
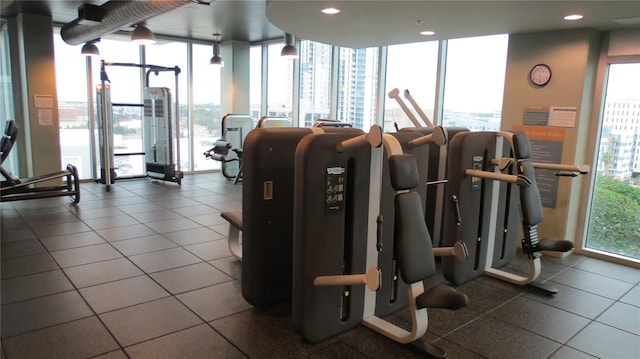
[{"xmin": 1, "ymin": 173, "xmax": 639, "ymax": 359}]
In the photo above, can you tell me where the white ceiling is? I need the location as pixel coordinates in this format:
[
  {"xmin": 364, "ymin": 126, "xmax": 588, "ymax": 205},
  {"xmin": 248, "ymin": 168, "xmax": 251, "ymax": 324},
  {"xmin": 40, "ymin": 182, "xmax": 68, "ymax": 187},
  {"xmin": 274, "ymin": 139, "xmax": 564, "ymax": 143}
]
[
  {"xmin": 267, "ymin": 1, "xmax": 640, "ymax": 48},
  {"xmin": 2, "ymin": 1, "xmax": 640, "ymax": 47}
]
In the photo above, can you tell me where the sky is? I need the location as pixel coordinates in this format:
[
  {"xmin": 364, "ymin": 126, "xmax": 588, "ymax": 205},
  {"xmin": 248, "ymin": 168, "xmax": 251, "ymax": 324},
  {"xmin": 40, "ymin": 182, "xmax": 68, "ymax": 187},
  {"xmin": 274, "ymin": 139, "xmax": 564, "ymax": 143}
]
[{"xmin": 605, "ymin": 63, "xmax": 640, "ymax": 102}]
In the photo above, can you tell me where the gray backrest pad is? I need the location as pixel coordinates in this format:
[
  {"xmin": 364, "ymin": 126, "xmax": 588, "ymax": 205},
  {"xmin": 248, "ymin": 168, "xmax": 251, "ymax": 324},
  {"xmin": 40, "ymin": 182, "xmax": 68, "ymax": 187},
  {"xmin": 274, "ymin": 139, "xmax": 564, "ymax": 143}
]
[
  {"xmin": 510, "ymin": 131, "xmax": 543, "ymax": 225},
  {"xmin": 519, "ymin": 160, "xmax": 544, "ymax": 226},
  {"xmin": 389, "ymin": 154, "xmax": 419, "ymax": 190},
  {"xmin": 395, "ymin": 191, "xmax": 436, "ymax": 284},
  {"xmin": 390, "ymin": 153, "xmax": 436, "ymax": 284},
  {"xmin": 511, "ymin": 131, "xmax": 531, "ymax": 160},
  {"xmin": 377, "ymin": 133, "xmax": 428, "ymax": 317}
]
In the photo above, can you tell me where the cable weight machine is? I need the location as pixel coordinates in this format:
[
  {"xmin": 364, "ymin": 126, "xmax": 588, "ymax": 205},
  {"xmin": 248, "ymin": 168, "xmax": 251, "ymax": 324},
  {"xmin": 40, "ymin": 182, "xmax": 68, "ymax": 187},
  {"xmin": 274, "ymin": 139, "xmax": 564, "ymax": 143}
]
[{"xmin": 97, "ymin": 60, "xmax": 183, "ymax": 191}]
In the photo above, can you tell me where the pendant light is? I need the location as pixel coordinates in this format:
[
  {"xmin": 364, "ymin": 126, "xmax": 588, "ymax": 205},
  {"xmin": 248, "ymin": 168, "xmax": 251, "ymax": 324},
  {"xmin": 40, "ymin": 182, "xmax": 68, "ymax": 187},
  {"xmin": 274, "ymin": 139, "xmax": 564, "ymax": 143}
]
[
  {"xmin": 210, "ymin": 33, "xmax": 224, "ymax": 67},
  {"xmin": 281, "ymin": 33, "xmax": 298, "ymax": 59},
  {"xmin": 81, "ymin": 40, "xmax": 100, "ymax": 57},
  {"xmin": 131, "ymin": 21, "xmax": 156, "ymax": 45}
]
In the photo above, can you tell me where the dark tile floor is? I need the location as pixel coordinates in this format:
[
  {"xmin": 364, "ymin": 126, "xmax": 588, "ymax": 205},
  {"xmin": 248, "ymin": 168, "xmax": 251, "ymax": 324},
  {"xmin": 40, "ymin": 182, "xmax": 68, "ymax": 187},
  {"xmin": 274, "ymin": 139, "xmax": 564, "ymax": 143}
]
[{"xmin": 1, "ymin": 173, "xmax": 639, "ymax": 359}]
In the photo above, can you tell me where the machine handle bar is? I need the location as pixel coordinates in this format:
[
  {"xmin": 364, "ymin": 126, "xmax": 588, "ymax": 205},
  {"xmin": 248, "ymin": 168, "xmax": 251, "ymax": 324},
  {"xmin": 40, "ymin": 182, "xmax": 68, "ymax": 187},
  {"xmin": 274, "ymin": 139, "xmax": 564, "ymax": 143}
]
[
  {"xmin": 336, "ymin": 125, "xmax": 383, "ymax": 152},
  {"xmin": 314, "ymin": 267, "xmax": 381, "ymax": 291}
]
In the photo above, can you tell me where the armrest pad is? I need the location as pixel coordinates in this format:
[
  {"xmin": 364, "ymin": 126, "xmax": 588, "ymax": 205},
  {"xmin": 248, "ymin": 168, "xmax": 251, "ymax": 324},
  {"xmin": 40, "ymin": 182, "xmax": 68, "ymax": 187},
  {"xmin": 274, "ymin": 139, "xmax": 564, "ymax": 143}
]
[{"xmin": 221, "ymin": 210, "xmax": 243, "ymax": 231}]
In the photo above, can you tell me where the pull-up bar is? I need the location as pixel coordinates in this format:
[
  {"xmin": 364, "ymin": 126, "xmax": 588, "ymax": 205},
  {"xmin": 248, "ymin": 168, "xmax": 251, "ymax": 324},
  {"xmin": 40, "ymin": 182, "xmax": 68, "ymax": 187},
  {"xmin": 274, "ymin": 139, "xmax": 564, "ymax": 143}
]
[{"xmin": 100, "ymin": 61, "xmax": 181, "ymax": 87}]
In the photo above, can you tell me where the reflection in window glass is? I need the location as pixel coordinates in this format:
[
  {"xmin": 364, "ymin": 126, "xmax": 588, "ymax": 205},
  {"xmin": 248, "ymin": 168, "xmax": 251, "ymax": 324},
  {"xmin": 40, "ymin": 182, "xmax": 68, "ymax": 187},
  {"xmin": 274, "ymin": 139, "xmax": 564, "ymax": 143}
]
[
  {"xmin": 266, "ymin": 43, "xmax": 293, "ymax": 119},
  {"xmin": 299, "ymin": 40, "xmax": 332, "ymax": 127},
  {"xmin": 193, "ymin": 43, "xmax": 222, "ymax": 171},
  {"xmin": 442, "ymin": 34, "xmax": 508, "ymax": 131},
  {"xmin": 250, "ymin": 45, "xmax": 262, "ymax": 119},
  {"xmin": 53, "ymin": 31, "xmax": 92, "ymax": 179},
  {"xmin": 337, "ymin": 47, "xmax": 379, "ymax": 129},
  {"xmin": 145, "ymin": 42, "xmax": 189, "ymax": 172},
  {"xmin": 384, "ymin": 41, "xmax": 439, "ymax": 131}
]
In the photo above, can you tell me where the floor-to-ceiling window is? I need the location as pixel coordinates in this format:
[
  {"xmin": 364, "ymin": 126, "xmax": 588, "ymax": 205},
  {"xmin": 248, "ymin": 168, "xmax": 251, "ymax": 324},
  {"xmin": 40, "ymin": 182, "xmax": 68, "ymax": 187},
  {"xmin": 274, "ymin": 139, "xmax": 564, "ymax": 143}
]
[
  {"xmin": 53, "ymin": 31, "xmax": 93, "ymax": 179},
  {"xmin": 55, "ymin": 31, "xmax": 225, "ymax": 179},
  {"xmin": 585, "ymin": 62, "xmax": 640, "ymax": 261},
  {"xmin": 249, "ymin": 45, "xmax": 263, "ymax": 120},
  {"xmin": 52, "ymin": 28, "xmax": 513, "ymax": 181},
  {"xmin": 441, "ymin": 34, "xmax": 508, "ymax": 131},
  {"xmin": 1, "ymin": 19, "xmax": 18, "ymax": 177},
  {"xmin": 337, "ymin": 47, "xmax": 379, "ymax": 129},
  {"xmin": 245, "ymin": 35, "xmax": 509, "ymax": 133},
  {"xmin": 384, "ymin": 41, "xmax": 439, "ymax": 131},
  {"xmin": 266, "ymin": 43, "xmax": 294, "ymax": 119},
  {"xmin": 145, "ymin": 42, "xmax": 189, "ymax": 172},
  {"xmin": 298, "ymin": 40, "xmax": 332, "ymax": 127},
  {"xmin": 192, "ymin": 43, "xmax": 222, "ymax": 171}
]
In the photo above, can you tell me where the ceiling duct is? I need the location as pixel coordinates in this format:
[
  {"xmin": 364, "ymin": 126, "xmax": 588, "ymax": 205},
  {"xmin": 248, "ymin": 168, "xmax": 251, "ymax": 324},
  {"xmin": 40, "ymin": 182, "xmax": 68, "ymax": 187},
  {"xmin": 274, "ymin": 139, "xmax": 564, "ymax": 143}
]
[{"xmin": 61, "ymin": 0, "xmax": 193, "ymax": 46}]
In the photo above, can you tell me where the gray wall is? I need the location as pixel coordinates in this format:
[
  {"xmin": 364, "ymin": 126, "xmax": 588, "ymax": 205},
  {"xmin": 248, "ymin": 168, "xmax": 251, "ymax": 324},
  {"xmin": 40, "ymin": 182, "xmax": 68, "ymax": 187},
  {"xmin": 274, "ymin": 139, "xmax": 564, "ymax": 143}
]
[
  {"xmin": 11, "ymin": 13, "xmax": 62, "ymax": 180},
  {"xmin": 501, "ymin": 28, "xmax": 601, "ymax": 250},
  {"xmin": 220, "ymin": 40, "xmax": 250, "ymax": 115}
]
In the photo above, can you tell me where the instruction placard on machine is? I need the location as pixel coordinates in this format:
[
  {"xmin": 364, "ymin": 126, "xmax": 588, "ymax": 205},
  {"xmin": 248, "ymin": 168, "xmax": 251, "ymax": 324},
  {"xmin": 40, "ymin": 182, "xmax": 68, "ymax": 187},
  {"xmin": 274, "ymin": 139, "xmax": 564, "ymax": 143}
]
[
  {"xmin": 471, "ymin": 156, "xmax": 483, "ymax": 190},
  {"xmin": 325, "ymin": 166, "xmax": 345, "ymax": 213}
]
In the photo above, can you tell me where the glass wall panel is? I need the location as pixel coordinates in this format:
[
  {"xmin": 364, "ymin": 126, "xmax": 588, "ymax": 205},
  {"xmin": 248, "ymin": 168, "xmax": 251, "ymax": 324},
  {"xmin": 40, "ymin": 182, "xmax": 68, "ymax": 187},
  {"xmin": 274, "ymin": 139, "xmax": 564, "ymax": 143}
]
[
  {"xmin": 53, "ymin": 31, "xmax": 92, "ymax": 179},
  {"xmin": 384, "ymin": 41, "xmax": 439, "ymax": 131},
  {"xmin": 441, "ymin": 34, "xmax": 508, "ymax": 131},
  {"xmin": 298, "ymin": 40, "xmax": 332, "ymax": 127},
  {"xmin": 250, "ymin": 45, "xmax": 262, "ymax": 119},
  {"xmin": 337, "ymin": 47, "xmax": 379, "ymax": 129},
  {"xmin": 192, "ymin": 43, "xmax": 222, "ymax": 171},
  {"xmin": 266, "ymin": 43, "xmax": 293, "ymax": 120},
  {"xmin": 1, "ymin": 20, "xmax": 18, "ymax": 177},
  {"xmin": 91, "ymin": 37, "xmax": 142, "ymax": 104},
  {"xmin": 145, "ymin": 42, "xmax": 189, "ymax": 172},
  {"xmin": 586, "ymin": 62, "xmax": 640, "ymax": 260}
]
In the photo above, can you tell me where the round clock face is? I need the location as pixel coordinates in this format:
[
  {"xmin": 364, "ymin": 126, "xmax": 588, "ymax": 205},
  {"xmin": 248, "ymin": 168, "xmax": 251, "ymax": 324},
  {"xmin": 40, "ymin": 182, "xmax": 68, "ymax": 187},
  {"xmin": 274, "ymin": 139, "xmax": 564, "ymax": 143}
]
[{"xmin": 529, "ymin": 64, "xmax": 552, "ymax": 86}]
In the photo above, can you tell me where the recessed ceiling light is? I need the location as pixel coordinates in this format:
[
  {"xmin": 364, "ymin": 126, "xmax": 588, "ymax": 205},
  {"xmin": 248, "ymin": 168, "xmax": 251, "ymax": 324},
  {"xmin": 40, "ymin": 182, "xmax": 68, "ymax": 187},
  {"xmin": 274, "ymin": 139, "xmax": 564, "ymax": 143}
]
[
  {"xmin": 420, "ymin": 30, "xmax": 435, "ymax": 36},
  {"xmin": 322, "ymin": 7, "xmax": 341, "ymax": 15},
  {"xmin": 564, "ymin": 14, "xmax": 584, "ymax": 21}
]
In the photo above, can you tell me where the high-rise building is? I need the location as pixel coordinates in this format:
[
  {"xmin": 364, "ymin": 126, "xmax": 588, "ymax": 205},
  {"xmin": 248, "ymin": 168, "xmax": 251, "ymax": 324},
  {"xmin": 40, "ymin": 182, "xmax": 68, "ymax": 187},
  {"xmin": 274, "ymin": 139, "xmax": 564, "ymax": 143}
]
[
  {"xmin": 601, "ymin": 99, "xmax": 640, "ymax": 178},
  {"xmin": 337, "ymin": 47, "xmax": 378, "ymax": 128},
  {"xmin": 299, "ymin": 41, "xmax": 332, "ymax": 127}
]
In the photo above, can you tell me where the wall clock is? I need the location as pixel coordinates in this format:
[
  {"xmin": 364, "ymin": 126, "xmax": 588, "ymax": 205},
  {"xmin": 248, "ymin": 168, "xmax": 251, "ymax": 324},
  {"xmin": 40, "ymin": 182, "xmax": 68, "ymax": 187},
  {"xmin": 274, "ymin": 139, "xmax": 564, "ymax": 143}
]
[{"xmin": 529, "ymin": 63, "xmax": 552, "ymax": 87}]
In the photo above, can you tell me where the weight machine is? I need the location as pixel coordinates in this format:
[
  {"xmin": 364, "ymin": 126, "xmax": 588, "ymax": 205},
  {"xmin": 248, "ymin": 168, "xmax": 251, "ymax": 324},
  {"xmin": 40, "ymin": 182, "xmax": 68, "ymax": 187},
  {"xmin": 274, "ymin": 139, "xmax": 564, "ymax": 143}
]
[
  {"xmin": 1, "ymin": 120, "xmax": 80, "ymax": 203},
  {"xmin": 292, "ymin": 126, "xmax": 468, "ymax": 357},
  {"xmin": 441, "ymin": 130, "xmax": 588, "ymax": 294},
  {"xmin": 97, "ymin": 60, "xmax": 183, "ymax": 191}
]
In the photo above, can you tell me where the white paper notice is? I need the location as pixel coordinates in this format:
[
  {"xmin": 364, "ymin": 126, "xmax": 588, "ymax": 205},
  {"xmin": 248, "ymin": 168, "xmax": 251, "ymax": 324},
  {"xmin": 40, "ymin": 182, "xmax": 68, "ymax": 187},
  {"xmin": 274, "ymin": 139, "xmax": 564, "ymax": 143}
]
[
  {"xmin": 548, "ymin": 106, "xmax": 577, "ymax": 127},
  {"xmin": 37, "ymin": 109, "xmax": 54, "ymax": 126},
  {"xmin": 34, "ymin": 95, "xmax": 54, "ymax": 109}
]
